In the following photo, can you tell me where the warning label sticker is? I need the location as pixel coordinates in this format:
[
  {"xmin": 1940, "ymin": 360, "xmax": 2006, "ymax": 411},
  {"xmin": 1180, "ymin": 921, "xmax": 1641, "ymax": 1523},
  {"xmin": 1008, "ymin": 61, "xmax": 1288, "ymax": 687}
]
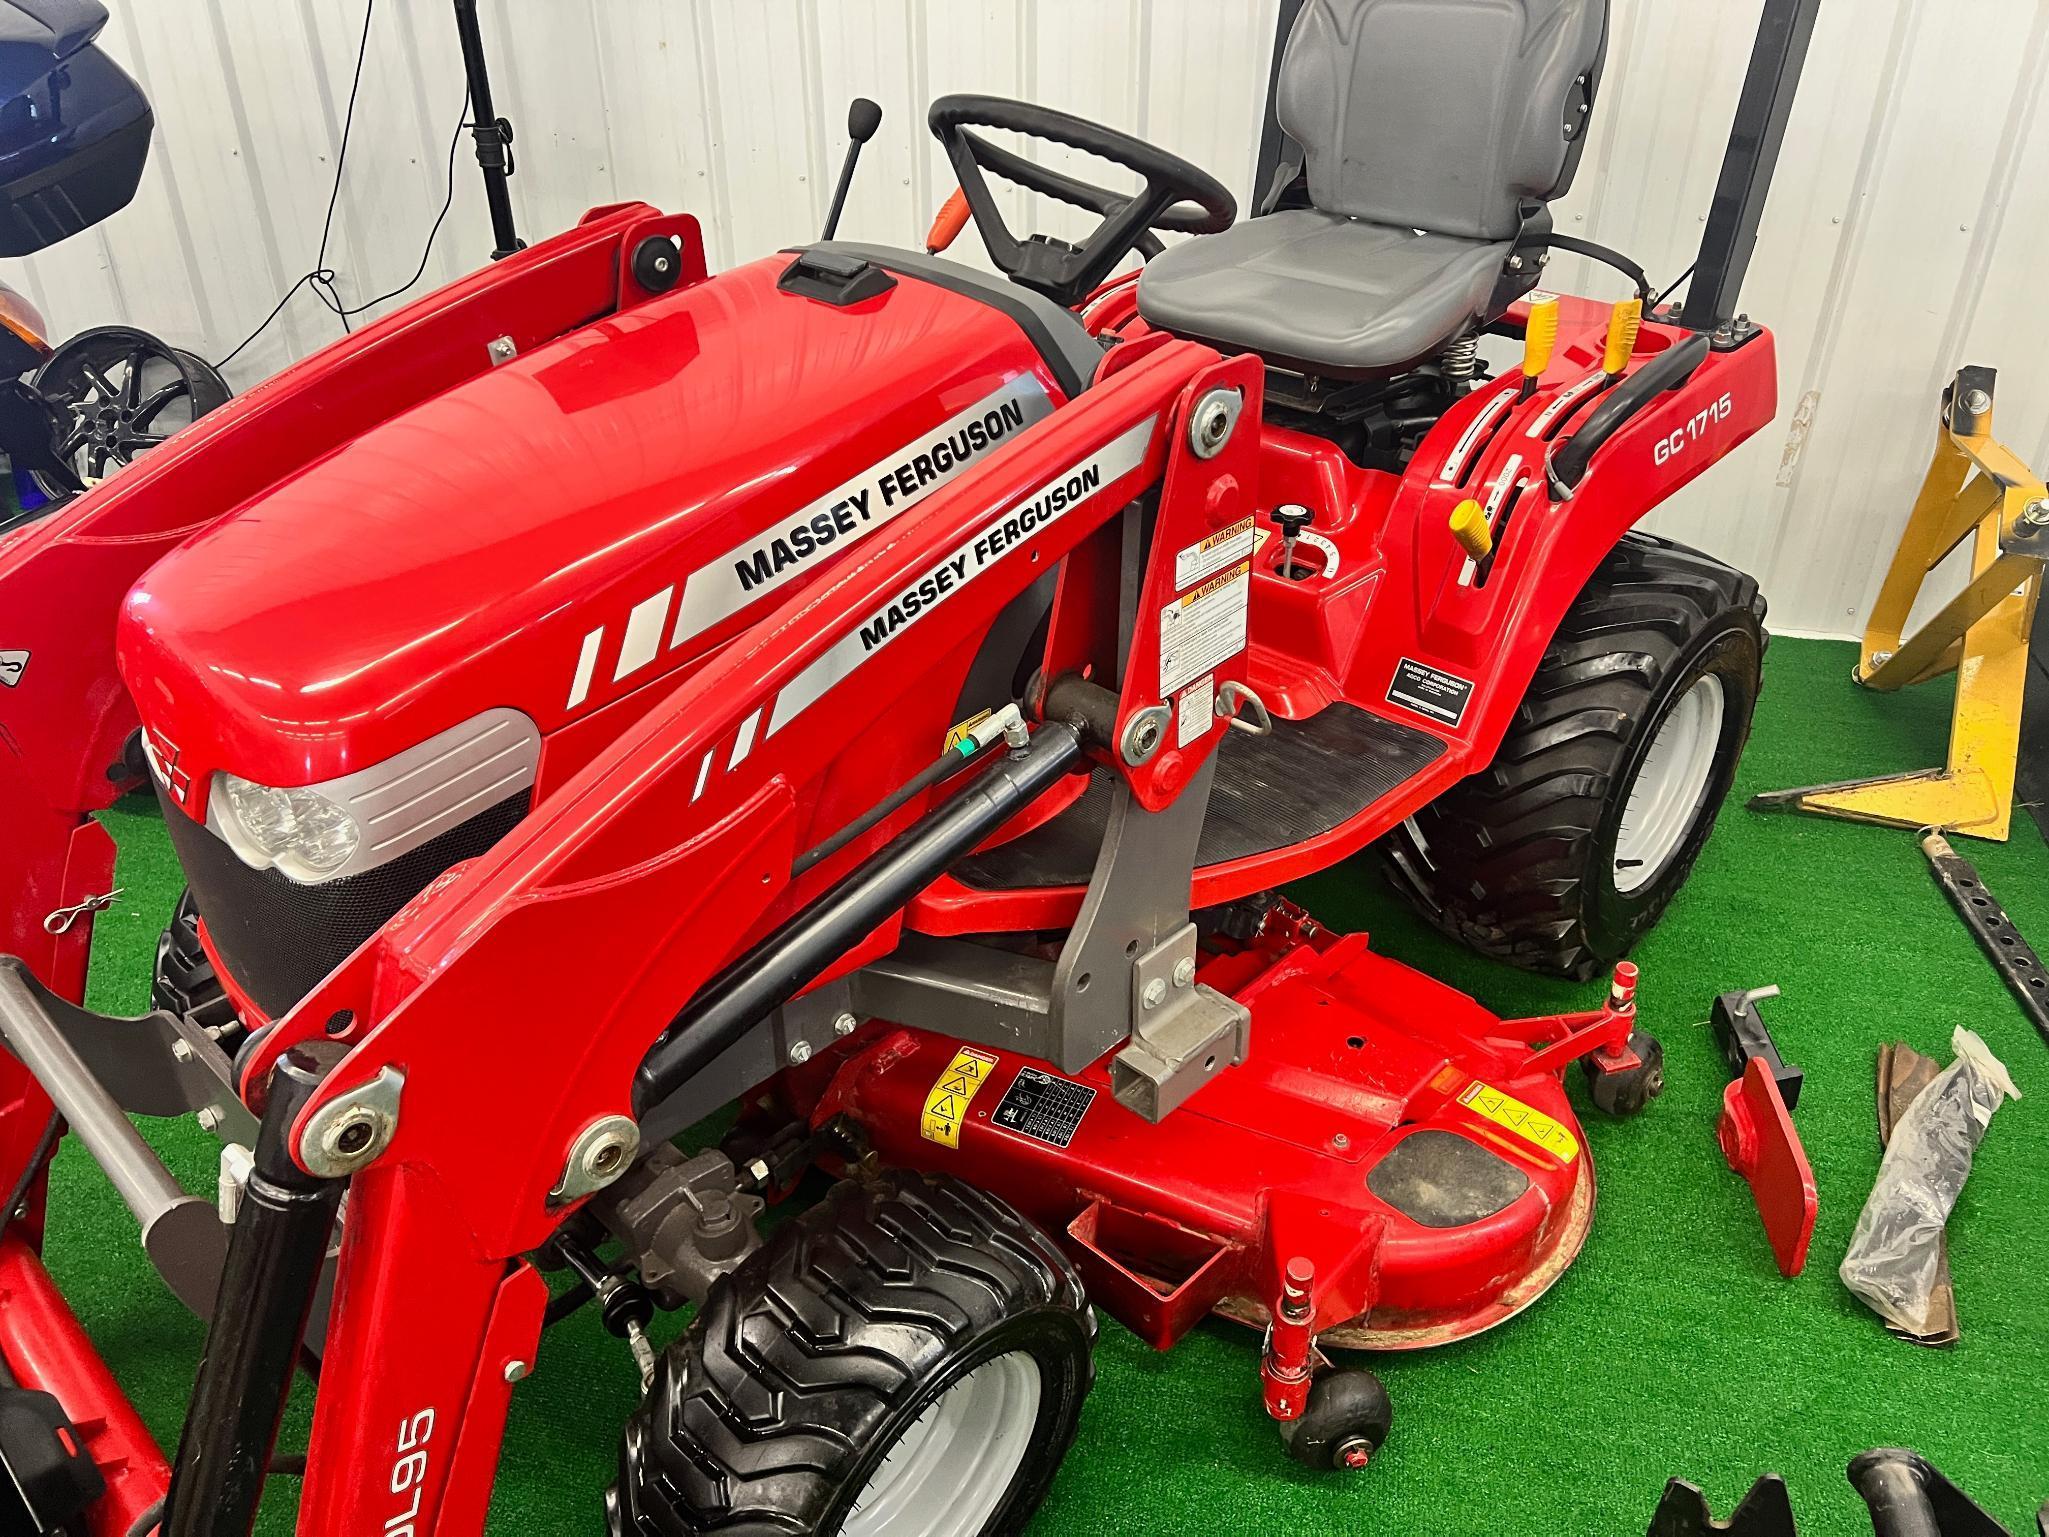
[
  {"xmin": 991, "ymin": 1067, "xmax": 1097, "ymax": 1149},
  {"xmin": 1458, "ymin": 1081, "xmax": 1581, "ymax": 1164},
  {"xmin": 1159, "ymin": 560, "xmax": 1250, "ymax": 696},
  {"xmin": 1176, "ymin": 675, "xmax": 1215, "ymax": 749},
  {"xmin": 1386, "ymin": 657, "xmax": 1475, "ymax": 728},
  {"xmin": 1174, "ymin": 516, "xmax": 1255, "ymax": 590},
  {"xmin": 921, "ymin": 1046, "xmax": 1000, "ymax": 1149}
]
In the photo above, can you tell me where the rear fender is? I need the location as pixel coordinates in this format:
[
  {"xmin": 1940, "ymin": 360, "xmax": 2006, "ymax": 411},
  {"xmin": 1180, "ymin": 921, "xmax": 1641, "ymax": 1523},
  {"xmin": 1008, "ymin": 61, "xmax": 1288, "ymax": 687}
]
[
  {"xmin": 0, "ymin": 201, "xmax": 702, "ymax": 996},
  {"xmin": 1372, "ymin": 306, "xmax": 1777, "ymax": 766}
]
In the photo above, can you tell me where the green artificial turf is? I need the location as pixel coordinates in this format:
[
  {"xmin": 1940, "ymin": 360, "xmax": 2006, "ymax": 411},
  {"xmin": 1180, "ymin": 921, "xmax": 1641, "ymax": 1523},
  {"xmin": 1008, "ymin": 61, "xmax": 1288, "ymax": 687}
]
[{"xmin": 46, "ymin": 636, "xmax": 2049, "ymax": 1535}]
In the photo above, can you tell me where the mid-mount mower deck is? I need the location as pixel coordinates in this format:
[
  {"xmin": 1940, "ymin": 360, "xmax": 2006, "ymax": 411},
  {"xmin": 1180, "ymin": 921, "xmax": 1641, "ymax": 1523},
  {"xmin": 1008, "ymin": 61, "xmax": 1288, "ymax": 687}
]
[{"xmin": 0, "ymin": 0, "xmax": 1818, "ymax": 1532}]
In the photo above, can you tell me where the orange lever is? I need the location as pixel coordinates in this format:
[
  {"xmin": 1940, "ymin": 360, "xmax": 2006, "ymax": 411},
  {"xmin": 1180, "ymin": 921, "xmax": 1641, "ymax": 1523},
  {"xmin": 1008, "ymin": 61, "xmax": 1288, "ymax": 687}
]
[{"xmin": 926, "ymin": 186, "xmax": 972, "ymax": 254}]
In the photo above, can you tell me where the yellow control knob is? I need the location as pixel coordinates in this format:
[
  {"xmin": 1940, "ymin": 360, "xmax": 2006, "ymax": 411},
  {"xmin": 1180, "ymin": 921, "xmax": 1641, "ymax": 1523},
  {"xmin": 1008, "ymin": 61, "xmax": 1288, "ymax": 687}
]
[
  {"xmin": 1522, "ymin": 297, "xmax": 1561, "ymax": 383},
  {"xmin": 1603, "ymin": 297, "xmax": 1644, "ymax": 376},
  {"xmin": 1450, "ymin": 499, "xmax": 1493, "ymax": 560}
]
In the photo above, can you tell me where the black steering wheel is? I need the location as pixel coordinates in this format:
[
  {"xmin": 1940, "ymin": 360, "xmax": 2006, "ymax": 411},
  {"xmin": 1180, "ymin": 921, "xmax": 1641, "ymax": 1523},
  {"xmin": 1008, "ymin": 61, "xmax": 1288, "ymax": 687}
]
[{"xmin": 929, "ymin": 94, "xmax": 1236, "ymax": 307}]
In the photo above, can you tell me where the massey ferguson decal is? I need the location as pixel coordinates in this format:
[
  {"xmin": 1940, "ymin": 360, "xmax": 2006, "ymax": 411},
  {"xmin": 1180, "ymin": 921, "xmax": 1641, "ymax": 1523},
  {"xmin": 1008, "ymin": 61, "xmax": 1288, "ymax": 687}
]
[
  {"xmin": 767, "ymin": 416, "xmax": 1154, "ymax": 737},
  {"xmin": 566, "ymin": 374, "xmax": 1053, "ymax": 710}
]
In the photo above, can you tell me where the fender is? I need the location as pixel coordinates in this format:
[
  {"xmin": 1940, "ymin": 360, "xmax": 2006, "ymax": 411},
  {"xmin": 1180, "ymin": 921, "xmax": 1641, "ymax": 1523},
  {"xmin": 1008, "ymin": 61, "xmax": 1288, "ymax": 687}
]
[{"xmin": 1380, "ymin": 298, "xmax": 1778, "ymax": 768}]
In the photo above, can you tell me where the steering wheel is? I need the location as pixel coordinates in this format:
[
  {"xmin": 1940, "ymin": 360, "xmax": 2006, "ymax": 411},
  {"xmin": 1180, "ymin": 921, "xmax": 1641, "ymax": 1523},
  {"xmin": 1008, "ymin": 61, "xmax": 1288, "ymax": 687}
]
[{"xmin": 928, "ymin": 94, "xmax": 1236, "ymax": 307}]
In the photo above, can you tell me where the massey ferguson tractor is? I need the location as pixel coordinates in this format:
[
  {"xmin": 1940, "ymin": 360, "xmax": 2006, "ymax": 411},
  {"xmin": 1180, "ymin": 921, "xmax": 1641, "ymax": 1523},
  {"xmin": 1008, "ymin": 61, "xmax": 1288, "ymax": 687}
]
[{"xmin": 0, "ymin": 0, "xmax": 1818, "ymax": 1532}]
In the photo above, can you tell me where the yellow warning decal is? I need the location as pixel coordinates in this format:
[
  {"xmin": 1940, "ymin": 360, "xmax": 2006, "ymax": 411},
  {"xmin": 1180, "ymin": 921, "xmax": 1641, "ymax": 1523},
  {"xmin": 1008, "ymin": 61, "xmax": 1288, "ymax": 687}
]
[
  {"xmin": 944, "ymin": 709, "xmax": 992, "ymax": 753},
  {"xmin": 1457, "ymin": 1081, "xmax": 1581, "ymax": 1164},
  {"xmin": 921, "ymin": 1046, "xmax": 1000, "ymax": 1148}
]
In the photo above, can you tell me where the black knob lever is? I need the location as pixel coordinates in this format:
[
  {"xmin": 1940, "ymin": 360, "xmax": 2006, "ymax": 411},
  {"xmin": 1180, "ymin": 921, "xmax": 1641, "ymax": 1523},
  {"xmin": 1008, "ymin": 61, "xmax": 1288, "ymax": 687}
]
[
  {"xmin": 1272, "ymin": 503, "xmax": 1315, "ymax": 580},
  {"xmin": 822, "ymin": 98, "xmax": 884, "ymax": 242}
]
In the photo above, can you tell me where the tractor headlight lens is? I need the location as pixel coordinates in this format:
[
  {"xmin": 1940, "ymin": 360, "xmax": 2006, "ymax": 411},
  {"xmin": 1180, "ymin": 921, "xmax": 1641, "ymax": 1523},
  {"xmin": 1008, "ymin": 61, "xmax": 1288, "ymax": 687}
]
[{"xmin": 214, "ymin": 773, "xmax": 362, "ymax": 881}]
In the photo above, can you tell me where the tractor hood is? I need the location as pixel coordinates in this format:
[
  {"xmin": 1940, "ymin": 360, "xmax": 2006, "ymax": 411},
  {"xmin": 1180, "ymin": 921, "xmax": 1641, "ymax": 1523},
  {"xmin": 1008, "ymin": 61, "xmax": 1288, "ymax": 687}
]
[{"xmin": 119, "ymin": 248, "xmax": 1083, "ymax": 816}]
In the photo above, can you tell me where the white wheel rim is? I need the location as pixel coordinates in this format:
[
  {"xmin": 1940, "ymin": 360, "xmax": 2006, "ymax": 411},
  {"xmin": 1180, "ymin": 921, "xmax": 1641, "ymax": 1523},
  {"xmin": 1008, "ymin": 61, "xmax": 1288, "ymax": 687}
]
[
  {"xmin": 1613, "ymin": 674, "xmax": 1726, "ymax": 895},
  {"xmin": 842, "ymin": 1350, "xmax": 1042, "ymax": 1537}
]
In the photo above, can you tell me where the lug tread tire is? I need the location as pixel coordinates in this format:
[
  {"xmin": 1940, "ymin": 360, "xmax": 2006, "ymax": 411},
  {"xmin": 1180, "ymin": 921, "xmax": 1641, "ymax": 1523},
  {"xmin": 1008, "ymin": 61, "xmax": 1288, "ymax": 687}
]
[
  {"xmin": 1386, "ymin": 533, "xmax": 1766, "ymax": 980},
  {"xmin": 611, "ymin": 1171, "xmax": 1092, "ymax": 1537}
]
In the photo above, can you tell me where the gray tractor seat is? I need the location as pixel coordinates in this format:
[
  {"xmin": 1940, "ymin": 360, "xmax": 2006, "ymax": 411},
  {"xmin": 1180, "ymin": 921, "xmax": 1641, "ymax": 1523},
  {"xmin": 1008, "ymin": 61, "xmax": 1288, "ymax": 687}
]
[
  {"xmin": 1137, "ymin": 212, "xmax": 1517, "ymax": 376},
  {"xmin": 1137, "ymin": 0, "xmax": 1608, "ymax": 377}
]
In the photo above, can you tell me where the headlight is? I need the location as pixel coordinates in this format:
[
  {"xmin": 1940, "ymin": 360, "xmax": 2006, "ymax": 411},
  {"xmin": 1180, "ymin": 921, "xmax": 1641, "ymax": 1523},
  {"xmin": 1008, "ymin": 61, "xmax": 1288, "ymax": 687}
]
[
  {"xmin": 195, "ymin": 708, "xmax": 542, "ymax": 887},
  {"xmin": 214, "ymin": 773, "xmax": 362, "ymax": 881}
]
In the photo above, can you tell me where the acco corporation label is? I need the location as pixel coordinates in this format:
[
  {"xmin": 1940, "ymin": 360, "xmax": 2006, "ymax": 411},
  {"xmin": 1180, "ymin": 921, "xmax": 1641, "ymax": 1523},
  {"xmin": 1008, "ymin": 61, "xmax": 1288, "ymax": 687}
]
[
  {"xmin": 768, "ymin": 415, "xmax": 1155, "ymax": 736},
  {"xmin": 669, "ymin": 374, "xmax": 1053, "ymax": 645}
]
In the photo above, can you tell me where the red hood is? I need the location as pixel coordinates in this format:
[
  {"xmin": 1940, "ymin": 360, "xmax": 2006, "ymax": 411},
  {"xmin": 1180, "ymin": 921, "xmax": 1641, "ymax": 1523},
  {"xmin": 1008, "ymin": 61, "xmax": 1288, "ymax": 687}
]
[{"xmin": 118, "ymin": 251, "xmax": 1068, "ymax": 810}]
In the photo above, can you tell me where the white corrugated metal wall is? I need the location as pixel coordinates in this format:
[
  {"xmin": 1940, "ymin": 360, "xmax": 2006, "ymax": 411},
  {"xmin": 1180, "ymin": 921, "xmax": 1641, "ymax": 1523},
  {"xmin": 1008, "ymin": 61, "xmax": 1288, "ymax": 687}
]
[{"xmin": 5, "ymin": 0, "xmax": 2045, "ymax": 638}]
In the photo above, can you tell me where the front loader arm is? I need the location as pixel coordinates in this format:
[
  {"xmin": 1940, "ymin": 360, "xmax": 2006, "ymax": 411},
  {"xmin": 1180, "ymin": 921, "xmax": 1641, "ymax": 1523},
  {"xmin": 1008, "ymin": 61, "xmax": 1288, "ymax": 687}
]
[{"xmin": 194, "ymin": 335, "xmax": 1251, "ymax": 1536}]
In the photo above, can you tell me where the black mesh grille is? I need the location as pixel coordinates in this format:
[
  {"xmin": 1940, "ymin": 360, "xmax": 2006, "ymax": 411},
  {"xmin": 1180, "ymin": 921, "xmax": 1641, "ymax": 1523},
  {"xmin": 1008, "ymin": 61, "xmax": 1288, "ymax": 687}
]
[{"xmin": 157, "ymin": 784, "xmax": 530, "ymax": 1018}]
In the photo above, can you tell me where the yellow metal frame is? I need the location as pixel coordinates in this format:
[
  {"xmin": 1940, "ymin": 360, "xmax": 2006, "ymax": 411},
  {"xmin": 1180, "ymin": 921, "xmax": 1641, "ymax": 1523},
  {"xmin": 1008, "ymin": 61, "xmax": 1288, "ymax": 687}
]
[{"xmin": 1756, "ymin": 369, "xmax": 2046, "ymax": 841}]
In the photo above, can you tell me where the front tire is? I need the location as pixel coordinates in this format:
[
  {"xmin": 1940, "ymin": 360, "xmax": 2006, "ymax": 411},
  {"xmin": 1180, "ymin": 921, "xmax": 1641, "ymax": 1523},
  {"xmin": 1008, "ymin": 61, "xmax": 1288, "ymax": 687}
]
[
  {"xmin": 1385, "ymin": 534, "xmax": 1765, "ymax": 979},
  {"xmin": 610, "ymin": 1170, "xmax": 1094, "ymax": 1537}
]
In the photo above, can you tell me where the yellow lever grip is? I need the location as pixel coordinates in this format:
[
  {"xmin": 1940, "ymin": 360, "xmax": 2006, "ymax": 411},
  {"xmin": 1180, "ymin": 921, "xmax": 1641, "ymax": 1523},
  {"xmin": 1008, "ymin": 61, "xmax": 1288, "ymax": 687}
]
[
  {"xmin": 1603, "ymin": 298, "xmax": 1643, "ymax": 376},
  {"xmin": 1523, "ymin": 297, "xmax": 1560, "ymax": 381},
  {"xmin": 1450, "ymin": 499, "xmax": 1493, "ymax": 560}
]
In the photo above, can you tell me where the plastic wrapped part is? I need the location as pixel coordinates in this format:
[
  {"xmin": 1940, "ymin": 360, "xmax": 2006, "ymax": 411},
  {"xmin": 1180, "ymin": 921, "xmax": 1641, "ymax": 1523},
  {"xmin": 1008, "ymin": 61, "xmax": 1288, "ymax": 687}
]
[{"xmin": 1840, "ymin": 1029, "xmax": 2020, "ymax": 1334}]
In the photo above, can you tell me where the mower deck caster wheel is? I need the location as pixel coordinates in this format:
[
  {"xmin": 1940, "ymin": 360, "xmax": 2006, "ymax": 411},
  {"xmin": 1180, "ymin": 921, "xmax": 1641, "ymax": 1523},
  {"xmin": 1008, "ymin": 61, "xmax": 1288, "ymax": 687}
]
[
  {"xmin": 1582, "ymin": 1028, "xmax": 1666, "ymax": 1118},
  {"xmin": 1279, "ymin": 1369, "xmax": 1392, "ymax": 1471}
]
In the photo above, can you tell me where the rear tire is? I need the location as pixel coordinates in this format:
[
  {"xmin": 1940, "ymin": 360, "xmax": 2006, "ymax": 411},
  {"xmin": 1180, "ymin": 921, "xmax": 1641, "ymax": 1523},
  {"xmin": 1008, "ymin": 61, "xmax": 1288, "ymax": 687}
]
[
  {"xmin": 609, "ymin": 1170, "xmax": 1094, "ymax": 1537},
  {"xmin": 1384, "ymin": 533, "xmax": 1765, "ymax": 980}
]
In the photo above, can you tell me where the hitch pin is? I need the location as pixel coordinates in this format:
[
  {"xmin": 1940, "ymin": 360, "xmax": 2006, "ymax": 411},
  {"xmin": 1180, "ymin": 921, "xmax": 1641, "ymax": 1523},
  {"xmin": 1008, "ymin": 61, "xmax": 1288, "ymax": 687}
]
[{"xmin": 43, "ymin": 887, "xmax": 124, "ymax": 935}]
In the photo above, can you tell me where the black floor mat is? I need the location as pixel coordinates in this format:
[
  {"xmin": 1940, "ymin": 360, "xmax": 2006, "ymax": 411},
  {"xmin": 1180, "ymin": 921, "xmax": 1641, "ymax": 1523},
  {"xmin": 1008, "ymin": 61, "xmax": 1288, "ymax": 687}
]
[{"xmin": 953, "ymin": 701, "xmax": 1446, "ymax": 891}]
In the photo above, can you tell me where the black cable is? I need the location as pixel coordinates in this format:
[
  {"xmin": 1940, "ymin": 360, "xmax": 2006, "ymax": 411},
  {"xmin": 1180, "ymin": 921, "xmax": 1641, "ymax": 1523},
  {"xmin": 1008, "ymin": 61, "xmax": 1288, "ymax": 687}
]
[
  {"xmin": 215, "ymin": 0, "xmax": 471, "ymax": 370},
  {"xmin": 125, "ymin": 1498, "xmax": 165, "ymax": 1537},
  {"xmin": 0, "ymin": 1102, "xmax": 60, "ymax": 1250},
  {"xmin": 1652, "ymin": 261, "xmax": 1698, "ymax": 311},
  {"xmin": 790, "ymin": 739, "xmax": 989, "ymax": 878},
  {"xmin": 333, "ymin": 86, "xmax": 470, "ymax": 319}
]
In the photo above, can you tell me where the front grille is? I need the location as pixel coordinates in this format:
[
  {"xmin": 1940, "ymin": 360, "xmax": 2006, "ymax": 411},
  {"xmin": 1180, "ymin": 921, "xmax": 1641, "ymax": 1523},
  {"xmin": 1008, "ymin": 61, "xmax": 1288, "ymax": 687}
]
[{"xmin": 157, "ymin": 784, "xmax": 530, "ymax": 1018}]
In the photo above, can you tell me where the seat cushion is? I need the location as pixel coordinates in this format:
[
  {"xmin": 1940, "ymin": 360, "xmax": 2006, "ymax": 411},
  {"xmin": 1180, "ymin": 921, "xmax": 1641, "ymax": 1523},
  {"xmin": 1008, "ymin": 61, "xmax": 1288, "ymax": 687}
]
[{"xmin": 1136, "ymin": 208, "xmax": 1514, "ymax": 374}]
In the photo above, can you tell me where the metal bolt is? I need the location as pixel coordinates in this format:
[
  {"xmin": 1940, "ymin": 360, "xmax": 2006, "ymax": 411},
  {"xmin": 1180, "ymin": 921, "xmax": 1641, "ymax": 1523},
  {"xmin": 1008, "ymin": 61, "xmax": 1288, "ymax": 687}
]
[
  {"xmin": 2023, "ymin": 498, "xmax": 2049, "ymax": 529},
  {"xmin": 195, "ymin": 1106, "xmax": 224, "ymax": 1133},
  {"xmin": 1187, "ymin": 387, "xmax": 1243, "ymax": 460},
  {"xmin": 833, "ymin": 1012, "xmax": 858, "ymax": 1037},
  {"xmin": 1963, "ymin": 388, "xmax": 1993, "ymax": 417},
  {"xmin": 1142, "ymin": 977, "xmax": 1167, "ymax": 1010},
  {"xmin": 486, "ymin": 334, "xmax": 517, "ymax": 366},
  {"xmin": 334, "ymin": 1118, "xmax": 375, "ymax": 1157},
  {"xmin": 171, "ymin": 1038, "xmax": 194, "ymax": 1063},
  {"xmin": 788, "ymin": 1039, "xmax": 813, "ymax": 1065},
  {"xmin": 1869, "ymin": 650, "xmax": 1893, "ymax": 668},
  {"xmin": 1337, "ymin": 1437, "xmax": 1374, "ymax": 1470},
  {"xmin": 1332, "ymin": 1132, "xmax": 1350, "ymax": 1151},
  {"xmin": 504, "ymin": 1359, "xmax": 530, "ymax": 1384},
  {"xmin": 1172, "ymin": 957, "xmax": 1196, "ymax": 988}
]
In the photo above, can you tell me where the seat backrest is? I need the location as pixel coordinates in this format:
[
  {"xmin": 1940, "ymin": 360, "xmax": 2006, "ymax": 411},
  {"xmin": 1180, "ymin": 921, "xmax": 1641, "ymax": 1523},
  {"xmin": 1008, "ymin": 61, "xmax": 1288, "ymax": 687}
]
[{"xmin": 1276, "ymin": 0, "xmax": 1609, "ymax": 242}]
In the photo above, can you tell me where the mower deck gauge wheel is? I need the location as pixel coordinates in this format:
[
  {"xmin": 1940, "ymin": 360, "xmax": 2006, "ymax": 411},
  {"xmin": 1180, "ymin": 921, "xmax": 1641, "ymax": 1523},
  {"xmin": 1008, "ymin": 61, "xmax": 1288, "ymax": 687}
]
[
  {"xmin": 1582, "ymin": 1027, "xmax": 1668, "ymax": 1118},
  {"xmin": 1279, "ymin": 1369, "xmax": 1394, "ymax": 1471}
]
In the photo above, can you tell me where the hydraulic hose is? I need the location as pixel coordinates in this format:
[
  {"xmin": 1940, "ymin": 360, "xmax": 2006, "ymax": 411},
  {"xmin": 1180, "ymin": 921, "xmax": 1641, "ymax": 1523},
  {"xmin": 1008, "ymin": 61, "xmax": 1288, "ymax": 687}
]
[{"xmin": 633, "ymin": 721, "xmax": 1086, "ymax": 1115}]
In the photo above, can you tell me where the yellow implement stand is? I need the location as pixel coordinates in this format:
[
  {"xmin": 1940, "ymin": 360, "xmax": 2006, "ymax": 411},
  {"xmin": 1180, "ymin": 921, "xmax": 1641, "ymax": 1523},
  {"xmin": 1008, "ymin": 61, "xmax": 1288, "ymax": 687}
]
[{"xmin": 1753, "ymin": 366, "xmax": 2047, "ymax": 841}]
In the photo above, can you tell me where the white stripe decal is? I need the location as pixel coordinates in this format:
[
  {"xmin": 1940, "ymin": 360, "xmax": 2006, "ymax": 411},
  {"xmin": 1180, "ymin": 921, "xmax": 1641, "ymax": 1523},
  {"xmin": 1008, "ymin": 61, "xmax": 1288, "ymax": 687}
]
[
  {"xmin": 669, "ymin": 374, "xmax": 1054, "ymax": 651},
  {"xmin": 567, "ymin": 627, "xmax": 604, "ymax": 709},
  {"xmin": 768, "ymin": 416, "xmax": 1156, "ymax": 739},
  {"xmin": 691, "ymin": 750, "xmax": 714, "ymax": 802},
  {"xmin": 729, "ymin": 709, "xmax": 762, "ymax": 769},
  {"xmin": 1441, "ymin": 390, "xmax": 1513, "ymax": 482},
  {"xmin": 614, "ymin": 586, "xmax": 674, "ymax": 682}
]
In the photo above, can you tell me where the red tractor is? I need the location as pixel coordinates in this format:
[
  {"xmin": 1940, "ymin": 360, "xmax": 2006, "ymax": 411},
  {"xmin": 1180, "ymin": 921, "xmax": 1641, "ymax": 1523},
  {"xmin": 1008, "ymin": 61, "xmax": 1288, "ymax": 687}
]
[{"xmin": 0, "ymin": 1, "xmax": 1817, "ymax": 1533}]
